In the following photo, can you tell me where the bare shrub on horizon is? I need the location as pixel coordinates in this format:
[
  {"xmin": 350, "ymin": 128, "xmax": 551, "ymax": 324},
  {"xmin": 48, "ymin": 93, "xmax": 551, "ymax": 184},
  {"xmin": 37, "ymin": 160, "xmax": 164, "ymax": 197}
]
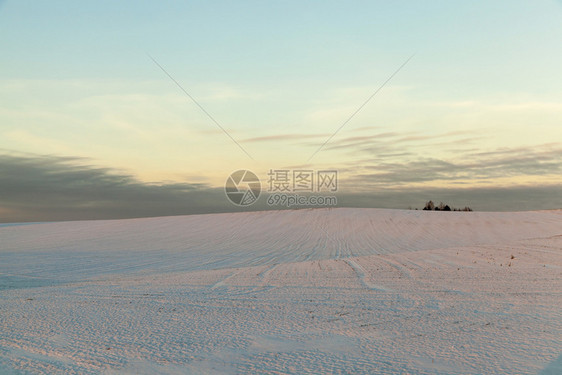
[{"xmin": 422, "ymin": 200, "xmax": 472, "ymax": 211}]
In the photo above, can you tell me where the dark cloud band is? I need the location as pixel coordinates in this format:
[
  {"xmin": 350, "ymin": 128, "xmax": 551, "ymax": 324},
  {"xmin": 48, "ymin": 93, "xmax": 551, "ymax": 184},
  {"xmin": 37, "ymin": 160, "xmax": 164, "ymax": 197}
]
[{"xmin": 0, "ymin": 153, "xmax": 560, "ymax": 223}]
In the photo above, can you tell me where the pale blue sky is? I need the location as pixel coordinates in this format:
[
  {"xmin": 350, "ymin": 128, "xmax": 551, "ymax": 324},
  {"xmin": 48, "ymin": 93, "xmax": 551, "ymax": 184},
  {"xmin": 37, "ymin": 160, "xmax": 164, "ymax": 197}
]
[
  {"xmin": 2, "ymin": 1, "xmax": 561, "ymax": 87},
  {"xmin": 0, "ymin": 1, "xmax": 561, "ymax": 220}
]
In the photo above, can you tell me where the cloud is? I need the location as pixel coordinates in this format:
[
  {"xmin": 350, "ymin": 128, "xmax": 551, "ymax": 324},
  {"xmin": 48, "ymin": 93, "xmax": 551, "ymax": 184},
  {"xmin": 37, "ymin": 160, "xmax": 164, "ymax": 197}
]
[
  {"xmin": 0, "ymin": 153, "xmax": 236, "ymax": 222},
  {"xmin": 301, "ymin": 132, "xmax": 406, "ymax": 153},
  {"xmin": 322, "ymin": 130, "xmax": 478, "ymax": 153},
  {"xmin": 1, "ymin": 151, "xmax": 560, "ymax": 223},
  {"xmin": 304, "ymin": 124, "xmax": 561, "ymax": 189},
  {"xmin": 346, "ymin": 144, "xmax": 562, "ymax": 186},
  {"xmin": 197, "ymin": 84, "xmax": 265, "ymax": 101},
  {"xmin": 241, "ymin": 133, "xmax": 330, "ymax": 143}
]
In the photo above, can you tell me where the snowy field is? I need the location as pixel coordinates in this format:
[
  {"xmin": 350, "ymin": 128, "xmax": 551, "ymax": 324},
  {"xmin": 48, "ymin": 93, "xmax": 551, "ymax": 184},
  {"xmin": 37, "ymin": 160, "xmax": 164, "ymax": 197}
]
[{"xmin": 1, "ymin": 208, "xmax": 561, "ymax": 374}]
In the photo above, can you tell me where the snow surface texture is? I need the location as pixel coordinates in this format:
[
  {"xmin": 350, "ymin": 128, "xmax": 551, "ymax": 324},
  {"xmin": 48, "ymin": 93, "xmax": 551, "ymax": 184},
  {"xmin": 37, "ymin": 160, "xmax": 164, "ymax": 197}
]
[{"xmin": 1, "ymin": 208, "xmax": 561, "ymax": 374}]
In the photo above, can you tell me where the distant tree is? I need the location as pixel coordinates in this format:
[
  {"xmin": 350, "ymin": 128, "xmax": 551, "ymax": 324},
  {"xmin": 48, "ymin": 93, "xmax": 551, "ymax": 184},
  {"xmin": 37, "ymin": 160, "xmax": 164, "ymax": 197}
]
[
  {"xmin": 443, "ymin": 205, "xmax": 451, "ymax": 211},
  {"xmin": 423, "ymin": 200, "xmax": 435, "ymax": 211}
]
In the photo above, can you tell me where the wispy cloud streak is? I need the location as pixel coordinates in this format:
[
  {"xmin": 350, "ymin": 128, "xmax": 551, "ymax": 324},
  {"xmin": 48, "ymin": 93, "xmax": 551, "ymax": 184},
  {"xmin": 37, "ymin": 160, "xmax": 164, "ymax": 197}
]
[
  {"xmin": 147, "ymin": 54, "xmax": 254, "ymax": 160},
  {"xmin": 307, "ymin": 54, "xmax": 415, "ymax": 162}
]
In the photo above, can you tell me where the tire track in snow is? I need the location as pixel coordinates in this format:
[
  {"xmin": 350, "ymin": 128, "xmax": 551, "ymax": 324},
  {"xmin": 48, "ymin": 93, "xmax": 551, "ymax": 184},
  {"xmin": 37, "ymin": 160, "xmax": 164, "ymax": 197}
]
[
  {"xmin": 379, "ymin": 257, "xmax": 413, "ymax": 280},
  {"xmin": 344, "ymin": 258, "xmax": 392, "ymax": 292},
  {"xmin": 210, "ymin": 272, "xmax": 237, "ymax": 289}
]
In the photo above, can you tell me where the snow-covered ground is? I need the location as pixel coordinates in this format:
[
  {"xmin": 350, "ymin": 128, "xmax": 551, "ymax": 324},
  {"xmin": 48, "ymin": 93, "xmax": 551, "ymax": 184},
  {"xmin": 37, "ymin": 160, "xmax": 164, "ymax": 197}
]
[{"xmin": 1, "ymin": 208, "xmax": 561, "ymax": 374}]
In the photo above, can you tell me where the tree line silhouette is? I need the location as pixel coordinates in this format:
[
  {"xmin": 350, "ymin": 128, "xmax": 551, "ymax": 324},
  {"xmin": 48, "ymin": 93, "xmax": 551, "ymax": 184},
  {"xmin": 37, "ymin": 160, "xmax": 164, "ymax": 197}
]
[{"xmin": 421, "ymin": 200, "xmax": 473, "ymax": 211}]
